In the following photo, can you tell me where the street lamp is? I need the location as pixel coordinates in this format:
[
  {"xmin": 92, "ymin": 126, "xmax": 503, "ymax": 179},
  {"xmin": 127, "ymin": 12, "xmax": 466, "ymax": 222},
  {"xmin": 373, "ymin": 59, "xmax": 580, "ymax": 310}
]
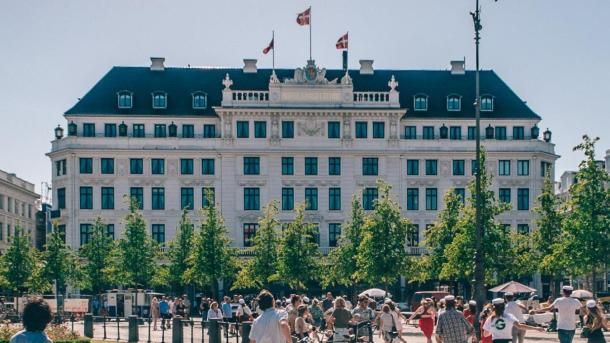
[
  {"xmin": 543, "ymin": 128, "xmax": 552, "ymax": 142},
  {"xmin": 54, "ymin": 125, "xmax": 64, "ymax": 140}
]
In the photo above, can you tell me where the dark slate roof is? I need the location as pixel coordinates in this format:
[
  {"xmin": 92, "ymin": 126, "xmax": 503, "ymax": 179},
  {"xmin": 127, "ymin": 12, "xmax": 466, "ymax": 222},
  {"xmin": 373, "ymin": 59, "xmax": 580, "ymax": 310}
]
[{"xmin": 65, "ymin": 66, "xmax": 540, "ymax": 120}]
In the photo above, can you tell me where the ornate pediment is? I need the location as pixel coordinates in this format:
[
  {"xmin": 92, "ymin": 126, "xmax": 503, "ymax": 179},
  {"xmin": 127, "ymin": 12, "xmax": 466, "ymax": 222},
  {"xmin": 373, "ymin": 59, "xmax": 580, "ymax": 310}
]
[{"xmin": 283, "ymin": 60, "xmax": 338, "ymax": 85}]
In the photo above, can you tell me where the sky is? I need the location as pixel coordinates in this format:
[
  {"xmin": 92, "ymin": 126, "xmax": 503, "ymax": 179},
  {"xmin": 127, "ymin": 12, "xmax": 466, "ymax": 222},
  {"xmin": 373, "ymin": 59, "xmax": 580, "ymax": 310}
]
[{"xmin": 1, "ymin": 0, "xmax": 609, "ymax": 195}]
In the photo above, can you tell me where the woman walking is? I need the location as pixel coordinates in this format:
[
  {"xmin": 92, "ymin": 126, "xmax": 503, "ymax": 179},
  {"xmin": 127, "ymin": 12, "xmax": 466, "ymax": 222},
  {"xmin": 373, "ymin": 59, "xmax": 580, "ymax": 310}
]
[
  {"xmin": 151, "ymin": 297, "xmax": 160, "ymax": 331},
  {"xmin": 409, "ymin": 298, "xmax": 436, "ymax": 343},
  {"xmin": 331, "ymin": 297, "xmax": 353, "ymax": 342},
  {"xmin": 295, "ymin": 304, "xmax": 311, "ymax": 340},
  {"xmin": 483, "ymin": 298, "xmax": 543, "ymax": 343},
  {"xmin": 583, "ymin": 300, "xmax": 608, "ymax": 343},
  {"xmin": 387, "ymin": 301, "xmax": 407, "ymax": 343}
]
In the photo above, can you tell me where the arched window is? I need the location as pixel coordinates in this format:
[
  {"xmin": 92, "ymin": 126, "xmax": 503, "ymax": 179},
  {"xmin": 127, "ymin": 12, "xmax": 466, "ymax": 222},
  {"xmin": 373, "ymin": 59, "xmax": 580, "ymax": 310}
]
[
  {"xmin": 117, "ymin": 91, "xmax": 133, "ymax": 109},
  {"xmin": 152, "ymin": 92, "xmax": 167, "ymax": 109},
  {"xmin": 447, "ymin": 95, "xmax": 461, "ymax": 111},
  {"xmin": 413, "ymin": 95, "xmax": 428, "ymax": 111},
  {"xmin": 481, "ymin": 95, "xmax": 494, "ymax": 112},
  {"xmin": 192, "ymin": 92, "xmax": 207, "ymax": 109}
]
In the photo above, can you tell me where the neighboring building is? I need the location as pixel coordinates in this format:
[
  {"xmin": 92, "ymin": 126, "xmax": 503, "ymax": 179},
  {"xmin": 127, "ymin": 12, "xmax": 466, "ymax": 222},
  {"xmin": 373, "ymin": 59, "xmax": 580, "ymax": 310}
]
[
  {"xmin": 0, "ymin": 169, "xmax": 40, "ymax": 253},
  {"xmin": 48, "ymin": 57, "xmax": 557, "ymax": 260}
]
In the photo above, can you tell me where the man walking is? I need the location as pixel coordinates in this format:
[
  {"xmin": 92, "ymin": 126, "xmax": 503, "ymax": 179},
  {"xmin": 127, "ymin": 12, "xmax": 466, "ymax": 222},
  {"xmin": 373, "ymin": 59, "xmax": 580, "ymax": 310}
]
[
  {"xmin": 322, "ymin": 292, "xmax": 334, "ymax": 312},
  {"xmin": 531, "ymin": 285, "xmax": 582, "ymax": 343},
  {"xmin": 159, "ymin": 296, "xmax": 170, "ymax": 329},
  {"xmin": 504, "ymin": 292, "xmax": 527, "ymax": 343},
  {"xmin": 436, "ymin": 295, "xmax": 474, "ymax": 343},
  {"xmin": 222, "ymin": 296, "xmax": 235, "ymax": 335},
  {"xmin": 249, "ymin": 290, "xmax": 291, "ymax": 343}
]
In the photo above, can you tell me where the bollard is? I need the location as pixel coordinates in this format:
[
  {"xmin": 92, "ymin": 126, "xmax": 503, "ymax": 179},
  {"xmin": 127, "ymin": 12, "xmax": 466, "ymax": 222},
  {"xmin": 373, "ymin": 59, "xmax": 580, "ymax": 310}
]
[
  {"xmin": 208, "ymin": 319, "xmax": 221, "ymax": 343},
  {"xmin": 240, "ymin": 322, "xmax": 251, "ymax": 343},
  {"xmin": 84, "ymin": 313, "xmax": 94, "ymax": 338},
  {"xmin": 172, "ymin": 316, "xmax": 183, "ymax": 343},
  {"xmin": 128, "ymin": 315, "xmax": 139, "ymax": 343}
]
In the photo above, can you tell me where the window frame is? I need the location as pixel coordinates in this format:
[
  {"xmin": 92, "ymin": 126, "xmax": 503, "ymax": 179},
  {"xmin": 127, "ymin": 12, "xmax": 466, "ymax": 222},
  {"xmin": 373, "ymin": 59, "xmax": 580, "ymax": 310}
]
[
  {"xmin": 151, "ymin": 158, "xmax": 165, "ymax": 175},
  {"xmin": 480, "ymin": 95, "xmax": 494, "ymax": 112},
  {"xmin": 202, "ymin": 187, "xmax": 215, "ymax": 208},
  {"xmin": 152, "ymin": 92, "xmax": 167, "ymax": 109},
  {"xmin": 422, "ymin": 126, "xmax": 435, "ymax": 140},
  {"xmin": 244, "ymin": 187, "xmax": 260, "ymax": 210},
  {"xmin": 498, "ymin": 160, "xmax": 511, "ymax": 176},
  {"xmin": 201, "ymin": 158, "xmax": 215, "ymax": 175},
  {"xmin": 282, "ymin": 187, "xmax": 294, "ymax": 211},
  {"xmin": 425, "ymin": 159, "xmax": 438, "ymax": 175},
  {"xmin": 447, "ymin": 95, "xmax": 462, "ymax": 111},
  {"xmin": 254, "ymin": 121, "xmax": 267, "ymax": 138},
  {"xmin": 154, "ymin": 124, "xmax": 167, "ymax": 138},
  {"xmin": 203, "ymin": 124, "xmax": 216, "ymax": 138},
  {"xmin": 404, "ymin": 126, "xmax": 417, "ymax": 139},
  {"xmin": 79, "ymin": 186, "xmax": 93, "ymax": 210},
  {"xmin": 407, "ymin": 188, "xmax": 419, "ymax": 210},
  {"xmin": 328, "ymin": 157, "xmax": 341, "ymax": 176},
  {"xmin": 362, "ymin": 187, "xmax": 378, "ymax": 210},
  {"xmin": 281, "ymin": 157, "xmax": 294, "ymax": 175},
  {"xmin": 181, "ymin": 187, "xmax": 194, "ymax": 210},
  {"xmin": 236, "ymin": 121, "xmax": 249, "ymax": 138},
  {"xmin": 413, "ymin": 95, "xmax": 428, "ymax": 111},
  {"xmin": 362, "ymin": 157, "xmax": 379, "ymax": 176},
  {"xmin": 517, "ymin": 160, "xmax": 530, "ymax": 176},
  {"xmin": 372, "ymin": 122, "xmax": 385, "ymax": 139},
  {"xmin": 243, "ymin": 223, "xmax": 258, "ymax": 247},
  {"xmin": 406, "ymin": 159, "xmax": 419, "ymax": 176},
  {"xmin": 101, "ymin": 187, "xmax": 114, "ymax": 210},
  {"xmin": 182, "ymin": 124, "xmax": 195, "ymax": 138},
  {"xmin": 79, "ymin": 158, "xmax": 93, "ymax": 174},
  {"xmin": 100, "ymin": 158, "xmax": 114, "ymax": 174},
  {"xmin": 117, "ymin": 91, "xmax": 133, "ymax": 109},
  {"xmin": 130, "ymin": 187, "xmax": 144, "ymax": 210},
  {"xmin": 151, "ymin": 187, "xmax": 165, "ymax": 210},
  {"xmin": 328, "ymin": 223, "xmax": 341, "ymax": 247},
  {"xmin": 517, "ymin": 188, "xmax": 529, "ymax": 210},
  {"xmin": 425, "ymin": 188, "xmax": 438, "ymax": 210},
  {"xmin": 449, "ymin": 126, "xmax": 462, "ymax": 140},
  {"xmin": 305, "ymin": 188, "xmax": 318, "ymax": 211},
  {"xmin": 328, "ymin": 121, "xmax": 341, "ymax": 139},
  {"xmin": 355, "ymin": 121, "xmax": 368, "ymax": 139},
  {"xmin": 282, "ymin": 121, "xmax": 294, "ymax": 138},
  {"xmin": 452, "ymin": 159, "xmax": 465, "ymax": 176},
  {"xmin": 304, "ymin": 157, "xmax": 318, "ymax": 176},
  {"xmin": 180, "ymin": 158, "xmax": 194, "ymax": 175},
  {"xmin": 329, "ymin": 187, "xmax": 341, "ymax": 211},
  {"xmin": 192, "ymin": 92, "xmax": 207, "ymax": 109},
  {"xmin": 499, "ymin": 188, "xmax": 511, "ymax": 204},
  {"xmin": 243, "ymin": 157, "xmax": 261, "ymax": 175},
  {"xmin": 151, "ymin": 224, "xmax": 166, "ymax": 244},
  {"xmin": 104, "ymin": 123, "xmax": 117, "ymax": 137}
]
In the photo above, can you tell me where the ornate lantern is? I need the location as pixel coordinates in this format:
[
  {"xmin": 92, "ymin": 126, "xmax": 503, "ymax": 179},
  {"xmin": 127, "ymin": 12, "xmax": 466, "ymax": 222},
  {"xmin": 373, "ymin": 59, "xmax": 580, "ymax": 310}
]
[
  {"xmin": 543, "ymin": 128, "xmax": 552, "ymax": 142},
  {"xmin": 54, "ymin": 125, "xmax": 64, "ymax": 139},
  {"xmin": 530, "ymin": 124, "xmax": 540, "ymax": 139}
]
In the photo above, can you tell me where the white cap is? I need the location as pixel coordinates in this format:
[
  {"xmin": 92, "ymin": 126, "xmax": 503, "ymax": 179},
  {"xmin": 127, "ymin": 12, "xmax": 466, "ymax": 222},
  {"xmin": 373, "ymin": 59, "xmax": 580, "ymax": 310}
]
[
  {"xmin": 504, "ymin": 292, "xmax": 514, "ymax": 296},
  {"xmin": 239, "ymin": 299, "xmax": 245, "ymax": 304},
  {"xmin": 384, "ymin": 298, "xmax": 392, "ymax": 304},
  {"xmin": 492, "ymin": 298, "xmax": 505, "ymax": 305},
  {"xmin": 586, "ymin": 300, "xmax": 597, "ymax": 308},
  {"xmin": 444, "ymin": 295, "xmax": 455, "ymax": 301},
  {"xmin": 303, "ymin": 297, "xmax": 310, "ymax": 303},
  {"xmin": 563, "ymin": 286, "xmax": 574, "ymax": 291},
  {"xmin": 468, "ymin": 300, "xmax": 477, "ymax": 306}
]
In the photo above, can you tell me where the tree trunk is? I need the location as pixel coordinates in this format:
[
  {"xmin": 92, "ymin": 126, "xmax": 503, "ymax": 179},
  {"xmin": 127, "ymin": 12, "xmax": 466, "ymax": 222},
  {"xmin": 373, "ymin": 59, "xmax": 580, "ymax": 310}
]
[{"xmin": 591, "ymin": 269, "xmax": 597, "ymax": 293}]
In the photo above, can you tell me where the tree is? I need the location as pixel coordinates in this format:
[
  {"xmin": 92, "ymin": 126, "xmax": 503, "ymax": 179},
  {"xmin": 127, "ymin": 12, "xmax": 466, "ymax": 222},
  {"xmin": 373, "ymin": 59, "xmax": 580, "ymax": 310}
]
[
  {"xmin": 186, "ymin": 200, "xmax": 236, "ymax": 297},
  {"xmin": 167, "ymin": 209, "xmax": 195, "ymax": 294},
  {"xmin": 41, "ymin": 224, "xmax": 83, "ymax": 293},
  {"xmin": 562, "ymin": 135, "xmax": 610, "ymax": 292},
  {"xmin": 80, "ymin": 217, "xmax": 119, "ymax": 294},
  {"xmin": 0, "ymin": 226, "xmax": 39, "ymax": 295},
  {"xmin": 118, "ymin": 197, "xmax": 158, "ymax": 288},
  {"xmin": 356, "ymin": 180, "xmax": 412, "ymax": 292},
  {"xmin": 273, "ymin": 204, "xmax": 321, "ymax": 290}
]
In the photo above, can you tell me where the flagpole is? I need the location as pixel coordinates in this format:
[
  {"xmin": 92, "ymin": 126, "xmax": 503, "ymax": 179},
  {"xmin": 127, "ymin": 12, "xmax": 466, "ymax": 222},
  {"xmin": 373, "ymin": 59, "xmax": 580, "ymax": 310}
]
[
  {"xmin": 346, "ymin": 31, "xmax": 349, "ymax": 71},
  {"xmin": 309, "ymin": 6, "xmax": 312, "ymax": 61},
  {"xmin": 272, "ymin": 30, "xmax": 275, "ymax": 70}
]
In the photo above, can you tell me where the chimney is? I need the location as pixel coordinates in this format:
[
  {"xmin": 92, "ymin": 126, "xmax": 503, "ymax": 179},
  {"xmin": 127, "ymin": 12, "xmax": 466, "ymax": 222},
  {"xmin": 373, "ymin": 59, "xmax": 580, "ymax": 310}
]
[
  {"xmin": 243, "ymin": 59, "xmax": 258, "ymax": 73},
  {"xmin": 450, "ymin": 60, "xmax": 465, "ymax": 75},
  {"xmin": 150, "ymin": 57, "xmax": 165, "ymax": 71},
  {"xmin": 359, "ymin": 60, "xmax": 374, "ymax": 75}
]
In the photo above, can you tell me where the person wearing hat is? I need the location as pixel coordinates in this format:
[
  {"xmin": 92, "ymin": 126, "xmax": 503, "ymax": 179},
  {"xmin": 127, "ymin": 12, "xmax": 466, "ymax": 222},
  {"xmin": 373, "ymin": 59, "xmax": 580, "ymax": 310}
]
[
  {"xmin": 237, "ymin": 298, "xmax": 253, "ymax": 323},
  {"xmin": 504, "ymin": 292, "xmax": 528, "ymax": 343},
  {"xmin": 583, "ymin": 300, "xmax": 608, "ymax": 343},
  {"xmin": 483, "ymin": 298, "xmax": 544, "ymax": 343},
  {"xmin": 531, "ymin": 285, "xmax": 583, "ymax": 343},
  {"xmin": 463, "ymin": 300, "xmax": 477, "ymax": 326},
  {"xmin": 436, "ymin": 295, "xmax": 474, "ymax": 343},
  {"xmin": 352, "ymin": 296, "xmax": 375, "ymax": 339},
  {"xmin": 408, "ymin": 298, "xmax": 436, "ymax": 343}
]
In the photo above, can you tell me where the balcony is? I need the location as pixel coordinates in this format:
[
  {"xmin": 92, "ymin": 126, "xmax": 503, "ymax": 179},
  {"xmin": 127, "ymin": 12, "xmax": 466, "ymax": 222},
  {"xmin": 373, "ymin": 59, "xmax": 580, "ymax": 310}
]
[{"xmin": 235, "ymin": 246, "xmax": 426, "ymax": 258}]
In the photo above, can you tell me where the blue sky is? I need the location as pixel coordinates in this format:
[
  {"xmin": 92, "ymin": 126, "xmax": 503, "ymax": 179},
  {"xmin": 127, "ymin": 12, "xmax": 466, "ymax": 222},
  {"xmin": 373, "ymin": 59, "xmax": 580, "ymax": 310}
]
[{"xmin": 1, "ymin": 0, "xmax": 608, "ymax": 194}]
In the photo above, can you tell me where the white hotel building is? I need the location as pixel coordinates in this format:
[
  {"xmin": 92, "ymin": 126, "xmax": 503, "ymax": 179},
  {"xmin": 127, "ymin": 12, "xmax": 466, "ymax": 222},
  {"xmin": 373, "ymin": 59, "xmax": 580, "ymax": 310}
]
[{"xmin": 48, "ymin": 57, "xmax": 557, "ymax": 260}]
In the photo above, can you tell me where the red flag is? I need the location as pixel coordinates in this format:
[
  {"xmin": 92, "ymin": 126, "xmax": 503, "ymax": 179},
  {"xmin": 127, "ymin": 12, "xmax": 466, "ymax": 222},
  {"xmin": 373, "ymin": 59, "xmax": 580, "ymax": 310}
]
[
  {"xmin": 296, "ymin": 7, "xmax": 311, "ymax": 25},
  {"xmin": 263, "ymin": 38, "xmax": 274, "ymax": 54},
  {"xmin": 336, "ymin": 32, "xmax": 348, "ymax": 50}
]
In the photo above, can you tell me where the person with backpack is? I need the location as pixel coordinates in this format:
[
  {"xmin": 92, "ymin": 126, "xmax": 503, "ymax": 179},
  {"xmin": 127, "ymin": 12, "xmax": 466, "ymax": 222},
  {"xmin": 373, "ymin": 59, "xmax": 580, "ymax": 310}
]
[{"xmin": 483, "ymin": 298, "xmax": 543, "ymax": 343}]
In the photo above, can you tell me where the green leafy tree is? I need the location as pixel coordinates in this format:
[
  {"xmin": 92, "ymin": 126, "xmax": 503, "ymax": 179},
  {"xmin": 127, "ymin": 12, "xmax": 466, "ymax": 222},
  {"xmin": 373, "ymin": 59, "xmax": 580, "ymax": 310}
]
[
  {"xmin": 167, "ymin": 209, "xmax": 195, "ymax": 294},
  {"xmin": 80, "ymin": 217, "xmax": 119, "ymax": 294},
  {"xmin": 0, "ymin": 226, "xmax": 39, "ymax": 295},
  {"xmin": 41, "ymin": 224, "xmax": 83, "ymax": 293},
  {"xmin": 356, "ymin": 180, "xmax": 412, "ymax": 292},
  {"xmin": 186, "ymin": 200, "xmax": 236, "ymax": 297},
  {"xmin": 273, "ymin": 204, "xmax": 321, "ymax": 290},
  {"xmin": 118, "ymin": 197, "xmax": 158, "ymax": 288}
]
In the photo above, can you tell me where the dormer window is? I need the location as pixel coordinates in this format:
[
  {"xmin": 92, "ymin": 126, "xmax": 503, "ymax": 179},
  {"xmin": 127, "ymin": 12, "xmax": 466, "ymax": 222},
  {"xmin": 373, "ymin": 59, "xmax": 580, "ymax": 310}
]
[
  {"xmin": 413, "ymin": 95, "xmax": 428, "ymax": 111},
  {"xmin": 447, "ymin": 95, "xmax": 461, "ymax": 111},
  {"xmin": 481, "ymin": 95, "xmax": 494, "ymax": 112},
  {"xmin": 192, "ymin": 92, "xmax": 207, "ymax": 109},
  {"xmin": 152, "ymin": 92, "xmax": 167, "ymax": 109},
  {"xmin": 117, "ymin": 91, "xmax": 133, "ymax": 109}
]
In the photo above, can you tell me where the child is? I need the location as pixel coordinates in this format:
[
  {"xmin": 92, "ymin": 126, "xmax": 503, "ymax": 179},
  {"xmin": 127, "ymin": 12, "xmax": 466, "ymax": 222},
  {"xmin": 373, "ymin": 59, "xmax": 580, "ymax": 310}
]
[{"xmin": 10, "ymin": 298, "xmax": 53, "ymax": 343}]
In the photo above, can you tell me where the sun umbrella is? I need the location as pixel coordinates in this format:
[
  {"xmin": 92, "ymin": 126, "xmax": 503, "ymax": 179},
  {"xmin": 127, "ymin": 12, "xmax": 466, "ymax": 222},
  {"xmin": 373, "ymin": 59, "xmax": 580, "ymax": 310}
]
[
  {"xmin": 570, "ymin": 289, "xmax": 593, "ymax": 299},
  {"xmin": 359, "ymin": 288, "xmax": 391, "ymax": 298},
  {"xmin": 489, "ymin": 281, "xmax": 537, "ymax": 294}
]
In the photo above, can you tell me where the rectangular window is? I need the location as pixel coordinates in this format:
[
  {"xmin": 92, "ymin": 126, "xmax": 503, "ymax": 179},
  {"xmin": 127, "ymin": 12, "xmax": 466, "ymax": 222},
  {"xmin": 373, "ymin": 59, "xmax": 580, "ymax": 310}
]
[
  {"xmin": 407, "ymin": 224, "xmax": 419, "ymax": 247},
  {"xmin": 182, "ymin": 124, "xmax": 195, "ymax": 138},
  {"xmin": 328, "ymin": 121, "xmax": 341, "ymax": 139},
  {"xmin": 152, "ymin": 187, "xmax": 165, "ymax": 210},
  {"xmin": 130, "ymin": 158, "xmax": 143, "ymax": 174},
  {"xmin": 517, "ymin": 160, "xmax": 530, "ymax": 176},
  {"xmin": 281, "ymin": 157, "xmax": 294, "ymax": 175},
  {"xmin": 130, "ymin": 187, "xmax": 144, "ymax": 210},
  {"xmin": 203, "ymin": 124, "xmax": 216, "ymax": 138},
  {"xmin": 329, "ymin": 223, "xmax": 341, "ymax": 247},
  {"xmin": 329, "ymin": 187, "xmax": 341, "ymax": 211},
  {"xmin": 540, "ymin": 161, "xmax": 552, "ymax": 177},
  {"xmin": 80, "ymin": 186, "xmax": 93, "ymax": 209},
  {"xmin": 425, "ymin": 188, "xmax": 438, "ymax": 210},
  {"xmin": 305, "ymin": 157, "xmax": 318, "ymax": 175},
  {"xmin": 362, "ymin": 157, "xmax": 379, "ymax": 176},
  {"xmin": 83, "ymin": 123, "xmax": 95, "ymax": 137},
  {"xmin": 363, "ymin": 188, "xmax": 378, "ymax": 210},
  {"xmin": 80, "ymin": 224, "xmax": 93, "ymax": 246},
  {"xmin": 373, "ymin": 122, "xmax": 385, "ymax": 138},
  {"xmin": 243, "ymin": 223, "xmax": 258, "ymax": 247},
  {"xmin": 425, "ymin": 160, "xmax": 438, "ymax": 175},
  {"xmin": 309, "ymin": 225, "xmax": 320, "ymax": 246},
  {"xmin": 201, "ymin": 159, "xmax": 215, "ymax": 175},
  {"xmin": 56, "ymin": 159, "xmax": 67, "ymax": 176},
  {"xmin": 423, "ymin": 126, "xmax": 435, "ymax": 140},
  {"xmin": 282, "ymin": 121, "xmax": 294, "ymax": 138},
  {"xmin": 517, "ymin": 188, "xmax": 529, "ymax": 210},
  {"xmin": 498, "ymin": 160, "xmax": 511, "ymax": 176},
  {"xmin": 202, "ymin": 187, "xmax": 215, "ymax": 208},
  {"xmin": 281, "ymin": 188, "xmax": 294, "ymax": 211},
  {"xmin": 57, "ymin": 188, "xmax": 66, "ymax": 209},
  {"xmin": 236, "ymin": 121, "xmax": 249, "ymax": 138},
  {"xmin": 517, "ymin": 224, "xmax": 530, "ymax": 234},
  {"xmin": 101, "ymin": 158, "xmax": 114, "ymax": 174},
  {"xmin": 180, "ymin": 158, "xmax": 194, "ymax": 175},
  {"xmin": 455, "ymin": 188, "xmax": 466, "ymax": 204},
  {"xmin": 154, "ymin": 124, "xmax": 167, "ymax": 138},
  {"xmin": 133, "ymin": 124, "xmax": 145, "ymax": 137},
  {"xmin": 406, "ymin": 160, "xmax": 419, "ymax": 176},
  {"xmin": 79, "ymin": 158, "xmax": 93, "ymax": 174},
  {"xmin": 151, "ymin": 224, "xmax": 165, "ymax": 244},
  {"xmin": 254, "ymin": 121, "xmax": 267, "ymax": 138},
  {"xmin": 181, "ymin": 187, "xmax": 194, "ymax": 210},
  {"xmin": 467, "ymin": 126, "xmax": 477, "ymax": 140},
  {"xmin": 355, "ymin": 121, "xmax": 368, "ymax": 138},
  {"xmin": 104, "ymin": 123, "xmax": 117, "ymax": 137},
  {"xmin": 101, "ymin": 187, "xmax": 114, "ymax": 210},
  {"xmin": 513, "ymin": 126, "xmax": 525, "ymax": 140},
  {"xmin": 499, "ymin": 188, "xmax": 511, "ymax": 204},
  {"xmin": 106, "ymin": 224, "xmax": 115, "ymax": 240},
  {"xmin": 449, "ymin": 126, "xmax": 462, "ymax": 140},
  {"xmin": 244, "ymin": 188, "xmax": 260, "ymax": 210},
  {"xmin": 151, "ymin": 159, "xmax": 165, "ymax": 175},
  {"xmin": 328, "ymin": 157, "xmax": 341, "ymax": 176},
  {"xmin": 471, "ymin": 160, "xmax": 478, "ymax": 176},
  {"xmin": 404, "ymin": 126, "xmax": 416, "ymax": 139},
  {"xmin": 453, "ymin": 160, "xmax": 465, "ymax": 176},
  {"xmin": 305, "ymin": 188, "xmax": 318, "ymax": 210},
  {"xmin": 243, "ymin": 157, "xmax": 260, "ymax": 175},
  {"xmin": 495, "ymin": 126, "xmax": 507, "ymax": 140}
]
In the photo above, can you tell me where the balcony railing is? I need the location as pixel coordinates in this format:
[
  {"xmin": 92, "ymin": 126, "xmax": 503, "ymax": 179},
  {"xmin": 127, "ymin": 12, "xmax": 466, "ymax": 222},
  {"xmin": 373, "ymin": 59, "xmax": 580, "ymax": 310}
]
[
  {"xmin": 236, "ymin": 246, "xmax": 427, "ymax": 257},
  {"xmin": 353, "ymin": 92, "xmax": 390, "ymax": 104},
  {"xmin": 232, "ymin": 91, "xmax": 270, "ymax": 103}
]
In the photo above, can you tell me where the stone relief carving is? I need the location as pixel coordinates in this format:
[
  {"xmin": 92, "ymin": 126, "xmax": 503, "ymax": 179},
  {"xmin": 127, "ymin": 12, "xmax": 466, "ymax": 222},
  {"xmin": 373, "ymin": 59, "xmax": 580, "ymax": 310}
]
[{"xmin": 297, "ymin": 120, "xmax": 324, "ymax": 137}]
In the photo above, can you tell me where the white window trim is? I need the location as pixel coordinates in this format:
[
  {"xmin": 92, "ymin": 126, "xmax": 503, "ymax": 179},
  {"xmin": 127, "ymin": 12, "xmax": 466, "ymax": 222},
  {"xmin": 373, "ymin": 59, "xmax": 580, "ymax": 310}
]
[
  {"xmin": 446, "ymin": 94, "xmax": 462, "ymax": 112},
  {"xmin": 151, "ymin": 91, "xmax": 167, "ymax": 109},
  {"xmin": 413, "ymin": 94, "xmax": 428, "ymax": 111},
  {"xmin": 117, "ymin": 90, "xmax": 133, "ymax": 109},
  {"xmin": 480, "ymin": 94, "xmax": 494, "ymax": 112},
  {"xmin": 192, "ymin": 91, "xmax": 208, "ymax": 109}
]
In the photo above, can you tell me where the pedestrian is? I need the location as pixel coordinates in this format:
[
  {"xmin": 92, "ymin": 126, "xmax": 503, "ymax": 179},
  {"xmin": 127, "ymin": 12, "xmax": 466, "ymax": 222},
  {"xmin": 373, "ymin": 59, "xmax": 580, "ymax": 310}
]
[
  {"xmin": 286, "ymin": 294, "xmax": 301, "ymax": 334},
  {"xmin": 438, "ymin": 298, "xmax": 447, "ymax": 316},
  {"xmin": 182, "ymin": 295, "xmax": 191, "ymax": 320},
  {"xmin": 322, "ymin": 292, "xmax": 334, "ymax": 312},
  {"xmin": 159, "ymin": 296, "xmax": 171, "ymax": 329},
  {"xmin": 583, "ymin": 300, "xmax": 608, "ymax": 343},
  {"xmin": 10, "ymin": 298, "xmax": 53, "ymax": 343},
  {"xmin": 463, "ymin": 300, "xmax": 476, "ymax": 326},
  {"xmin": 387, "ymin": 300, "xmax": 407, "ymax": 343},
  {"xmin": 330, "ymin": 297, "xmax": 353, "ymax": 342},
  {"xmin": 531, "ymin": 285, "xmax": 582, "ymax": 343},
  {"xmin": 483, "ymin": 298, "xmax": 543, "ymax": 343},
  {"xmin": 504, "ymin": 292, "xmax": 527, "ymax": 343},
  {"xmin": 222, "ymin": 296, "xmax": 235, "ymax": 335},
  {"xmin": 294, "ymin": 304, "xmax": 311, "ymax": 340},
  {"xmin": 351, "ymin": 296, "xmax": 375, "ymax": 339},
  {"xmin": 379, "ymin": 304, "xmax": 396, "ymax": 343},
  {"xmin": 249, "ymin": 290, "xmax": 292, "ymax": 343},
  {"xmin": 151, "ymin": 297, "xmax": 160, "ymax": 331},
  {"xmin": 479, "ymin": 305, "xmax": 493, "ymax": 343},
  {"xmin": 237, "ymin": 298, "xmax": 252, "ymax": 322},
  {"xmin": 208, "ymin": 302, "xmax": 223, "ymax": 320},
  {"xmin": 409, "ymin": 298, "xmax": 436, "ymax": 343},
  {"xmin": 435, "ymin": 295, "xmax": 473, "ymax": 343}
]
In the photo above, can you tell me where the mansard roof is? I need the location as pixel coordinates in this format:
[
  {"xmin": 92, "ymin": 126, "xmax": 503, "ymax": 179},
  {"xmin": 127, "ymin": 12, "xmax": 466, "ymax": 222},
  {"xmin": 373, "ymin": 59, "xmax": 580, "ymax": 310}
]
[{"xmin": 64, "ymin": 66, "xmax": 540, "ymax": 120}]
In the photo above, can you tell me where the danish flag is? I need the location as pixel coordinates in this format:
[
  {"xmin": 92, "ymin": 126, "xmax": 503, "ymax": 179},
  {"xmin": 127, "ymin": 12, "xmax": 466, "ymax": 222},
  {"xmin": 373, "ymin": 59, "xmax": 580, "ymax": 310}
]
[
  {"xmin": 263, "ymin": 38, "xmax": 274, "ymax": 54},
  {"xmin": 296, "ymin": 7, "xmax": 311, "ymax": 25},
  {"xmin": 336, "ymin": 32, "xmax": 348, "ymax": 50}
]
